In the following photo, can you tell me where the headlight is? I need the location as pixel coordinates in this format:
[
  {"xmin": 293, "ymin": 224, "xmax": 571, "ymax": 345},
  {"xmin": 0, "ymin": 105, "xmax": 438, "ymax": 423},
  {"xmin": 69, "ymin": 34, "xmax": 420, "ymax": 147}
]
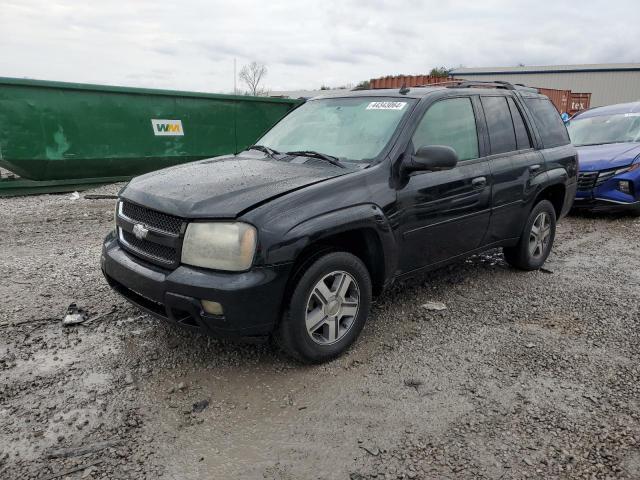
[
  {"xmin": 181, "ymin": 222, "xmax": 257, "ymax": 271},
  {"xmin": 615, "ymin": 164, "xmax": 640, "ymax": 175}
]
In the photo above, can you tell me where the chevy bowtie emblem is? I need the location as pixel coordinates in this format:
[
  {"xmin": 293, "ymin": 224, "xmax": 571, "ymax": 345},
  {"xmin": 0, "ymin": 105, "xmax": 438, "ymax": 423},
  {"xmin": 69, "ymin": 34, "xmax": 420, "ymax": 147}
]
[{"xmin": 132, "ymin": 224, "xmax": 149, "ymax": 240}]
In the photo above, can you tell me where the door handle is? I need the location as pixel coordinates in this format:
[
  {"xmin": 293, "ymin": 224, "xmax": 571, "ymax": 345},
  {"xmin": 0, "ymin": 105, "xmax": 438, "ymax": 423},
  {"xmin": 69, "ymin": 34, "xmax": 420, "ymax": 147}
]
[
  {"xmin": 529, "ymin": 164, "xmax": 542, "ymax": 174},
  {"xmin": 471, "ymin": 176, "xmax": 487, "ymax": 189}
]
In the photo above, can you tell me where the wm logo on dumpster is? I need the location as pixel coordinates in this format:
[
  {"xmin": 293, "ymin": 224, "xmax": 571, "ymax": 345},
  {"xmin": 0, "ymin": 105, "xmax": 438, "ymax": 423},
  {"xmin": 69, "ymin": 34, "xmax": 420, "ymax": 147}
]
[{"xmin": 151, "ymin": 119, "xmax": 184, "ymax": 136}]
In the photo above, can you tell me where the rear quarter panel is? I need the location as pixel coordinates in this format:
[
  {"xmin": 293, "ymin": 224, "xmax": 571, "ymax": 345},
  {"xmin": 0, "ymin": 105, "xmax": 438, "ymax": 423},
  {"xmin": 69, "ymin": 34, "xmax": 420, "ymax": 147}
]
[{"xmin": 539, "ymin": 144, "xmax": 578, "ymax": 217}]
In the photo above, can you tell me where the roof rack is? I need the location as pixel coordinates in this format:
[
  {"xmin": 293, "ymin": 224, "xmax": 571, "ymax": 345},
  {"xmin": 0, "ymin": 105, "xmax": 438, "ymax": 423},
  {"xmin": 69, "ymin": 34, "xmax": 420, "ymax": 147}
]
[
  {"xmin": 448, "ymin": 80, "xmax": 539, "ymax": 93},
  {"xmin": 511, "ymin": 83, "xmax": 540, "ymax": 93},
  {"xmin": 415, "ymin": 80, "xmax": 462, "ymax": 88},
  {"xmin": 448, "ymin": 80, "xmax": 515, "ymax": 90}
]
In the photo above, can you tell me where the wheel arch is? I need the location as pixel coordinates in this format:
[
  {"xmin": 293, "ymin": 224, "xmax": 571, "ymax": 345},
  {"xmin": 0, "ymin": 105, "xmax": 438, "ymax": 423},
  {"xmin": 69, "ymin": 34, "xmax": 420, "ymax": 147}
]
[
  {"xmin": 276, "ymin": 204, "xmax": 397, "ymax": 302},
  {"xmin": 534, "ymin": 182, "xmax": 566, "ymax": 218}
]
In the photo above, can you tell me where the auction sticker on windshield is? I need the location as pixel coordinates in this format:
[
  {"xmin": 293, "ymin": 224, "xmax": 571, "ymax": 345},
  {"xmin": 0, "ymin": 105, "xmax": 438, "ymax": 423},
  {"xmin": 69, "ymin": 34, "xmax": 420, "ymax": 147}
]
[{"xmin": 366, "ymin": 101, "xmax": 407, "ymax": 110}]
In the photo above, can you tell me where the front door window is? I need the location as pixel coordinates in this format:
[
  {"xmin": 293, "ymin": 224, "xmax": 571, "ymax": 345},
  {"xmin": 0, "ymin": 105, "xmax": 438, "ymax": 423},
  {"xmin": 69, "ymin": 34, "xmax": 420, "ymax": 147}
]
[{"xmin": 411, "ymin": 97, "xmax": 479, "ymax": 161}]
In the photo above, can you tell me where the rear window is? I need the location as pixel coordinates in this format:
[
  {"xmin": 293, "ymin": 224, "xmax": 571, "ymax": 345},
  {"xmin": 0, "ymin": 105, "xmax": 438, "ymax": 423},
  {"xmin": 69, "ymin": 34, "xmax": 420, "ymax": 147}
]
[
  {"xmin": 507, "ymin": 97, "xmax": 532, "ymax": 150},
  {"xmin": 481, "ymin": 96, "xmax": 517, "ymax": 155},
  {"xmin": 524, "ymin": 98, "xmax": 570, "ymax": 148}
]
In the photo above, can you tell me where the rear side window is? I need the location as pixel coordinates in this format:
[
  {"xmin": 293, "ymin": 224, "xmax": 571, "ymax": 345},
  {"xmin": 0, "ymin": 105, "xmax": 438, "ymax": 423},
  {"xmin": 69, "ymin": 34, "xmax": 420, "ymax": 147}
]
[
  {"xmin": 523, "ymin": 97, "xmax": 570, "ymax": 148},
  {"xmin": 507, "ymin": 97, "xmax": 532, "ymax": 150},
  {"xmin": 481, "ymin": 96, "xmax": 517, "ymax": 155},
  {"xmin": 412, "ymin": 97, "xmax": 479, "ymax": 161}
]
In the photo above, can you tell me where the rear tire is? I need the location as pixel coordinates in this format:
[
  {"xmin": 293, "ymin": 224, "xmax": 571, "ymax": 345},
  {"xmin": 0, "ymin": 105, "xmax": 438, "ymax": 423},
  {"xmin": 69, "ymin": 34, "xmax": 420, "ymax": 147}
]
[
  {"xmin": 276, "ymin": 252, "xmax": 372, "ymax": 364},
  {"xmin": 504, "ymin": 200, "xmax": 557, "ymax": 271}
]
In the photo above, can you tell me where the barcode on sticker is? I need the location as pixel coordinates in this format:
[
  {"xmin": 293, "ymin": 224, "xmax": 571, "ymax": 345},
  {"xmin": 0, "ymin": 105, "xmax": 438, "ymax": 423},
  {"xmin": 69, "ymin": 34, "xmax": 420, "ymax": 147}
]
[{"xmin": 366, "ymin": 101, "xmax": 407, "ymax": 110}]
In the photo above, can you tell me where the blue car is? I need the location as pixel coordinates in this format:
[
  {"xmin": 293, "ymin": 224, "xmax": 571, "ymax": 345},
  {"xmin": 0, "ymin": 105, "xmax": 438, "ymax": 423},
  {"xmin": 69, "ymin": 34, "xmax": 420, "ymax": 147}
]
[{"xmin": 567, "ymin": 101, "xmax": 640, "ymax": 215}]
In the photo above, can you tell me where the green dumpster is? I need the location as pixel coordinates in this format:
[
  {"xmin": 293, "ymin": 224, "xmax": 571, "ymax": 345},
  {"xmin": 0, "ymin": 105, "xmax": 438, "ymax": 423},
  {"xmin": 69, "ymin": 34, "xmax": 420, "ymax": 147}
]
[{"xmin": 0, "ymin": 77, "xmax": 301, "ymax": 183}]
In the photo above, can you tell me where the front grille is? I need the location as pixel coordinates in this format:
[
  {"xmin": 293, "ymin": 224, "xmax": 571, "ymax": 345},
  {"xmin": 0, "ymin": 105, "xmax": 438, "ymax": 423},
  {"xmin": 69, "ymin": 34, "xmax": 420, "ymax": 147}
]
[
  {"xmin": 577, "ymin": 171, "xmax": 598, "ymax": 191},
  {"xmin": 117, "ymin": 201, "xmax": 184, "ymax": 268},
  {"xmin": 577, "ymin": 168, "xmax": 620, "ymax": 192},
  {"xmin": 121, "ymin": 201, "xmax": 183, "ymax": 235},
  {"xmin": 120, "ymin": 229, "xmax": 178, "ymax": 265}
]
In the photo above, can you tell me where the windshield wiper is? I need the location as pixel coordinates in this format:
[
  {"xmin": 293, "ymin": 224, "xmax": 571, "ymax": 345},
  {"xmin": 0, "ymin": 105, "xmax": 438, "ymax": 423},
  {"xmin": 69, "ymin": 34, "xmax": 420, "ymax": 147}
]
[
  {"xmin": 575, "ymin": 141, "xmax": 627, "ymax": 147},
  {"xmin": 286, "ymin": 150, "xmax": 346, "ymax": 169},
  {"xmin": 247, "ymin": 145, "xmax": 281, "ymax": 158}
]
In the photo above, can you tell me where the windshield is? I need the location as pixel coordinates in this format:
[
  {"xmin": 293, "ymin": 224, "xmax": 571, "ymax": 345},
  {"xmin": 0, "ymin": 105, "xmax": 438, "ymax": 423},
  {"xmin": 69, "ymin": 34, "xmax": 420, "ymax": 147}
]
[
  {"xmin": 257, "ymin": 97, "xmax": 415, "ymax": 162},
  {"xmin": 567, "ymin": 112, "xmax": 640, "ymax": 146}
]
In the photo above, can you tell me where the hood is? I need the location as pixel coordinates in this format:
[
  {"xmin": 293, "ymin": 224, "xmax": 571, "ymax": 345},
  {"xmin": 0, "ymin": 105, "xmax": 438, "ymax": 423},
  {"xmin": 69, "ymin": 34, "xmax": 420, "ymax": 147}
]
[
  {"xmin": 121, "ymin": 153, "xmax": 349, "ymax": 218},
  {"xmin": 576, "ymin": 142, "xmax": 640, "ymax": 171}
]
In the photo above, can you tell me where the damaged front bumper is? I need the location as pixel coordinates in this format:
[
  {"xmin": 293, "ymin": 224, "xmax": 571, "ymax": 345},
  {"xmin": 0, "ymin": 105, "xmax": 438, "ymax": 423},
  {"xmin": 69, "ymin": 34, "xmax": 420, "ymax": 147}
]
[
  {"xmin": 574, "ymin": 169, "xmax": 640, "ymax": 213},
  {"xmin": 101, "ymin": 232, "xmax": 292, "ymax": 340}
]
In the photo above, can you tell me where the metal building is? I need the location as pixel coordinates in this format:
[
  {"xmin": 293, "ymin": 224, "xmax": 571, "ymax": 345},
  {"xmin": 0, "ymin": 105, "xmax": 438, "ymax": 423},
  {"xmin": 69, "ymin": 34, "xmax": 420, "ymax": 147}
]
[{"xmin": 450, "ymin": 64, "xmax": 640, "ymax": 108}]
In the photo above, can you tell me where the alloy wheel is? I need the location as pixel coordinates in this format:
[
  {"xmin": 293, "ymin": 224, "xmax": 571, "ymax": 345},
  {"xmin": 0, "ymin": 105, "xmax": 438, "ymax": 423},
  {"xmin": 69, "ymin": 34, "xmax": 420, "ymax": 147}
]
[
  {"xmin": 305, "ymin": 270, "xmax": 360, "ymax": 345},
  {"xmin": 528, "ymin": 212, "xmax": 551, "ymax": 259}
]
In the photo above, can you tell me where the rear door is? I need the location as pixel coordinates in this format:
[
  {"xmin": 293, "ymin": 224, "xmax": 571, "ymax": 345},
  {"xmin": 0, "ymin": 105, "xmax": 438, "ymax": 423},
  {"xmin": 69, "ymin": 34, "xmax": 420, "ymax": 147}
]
[
  {"xmin": 396, "ymin": 95, "xmax": 492, "ymax": 273},
  {"xmin": 479, "ymin": 94, "xmax": 544, "ymax": 243}
]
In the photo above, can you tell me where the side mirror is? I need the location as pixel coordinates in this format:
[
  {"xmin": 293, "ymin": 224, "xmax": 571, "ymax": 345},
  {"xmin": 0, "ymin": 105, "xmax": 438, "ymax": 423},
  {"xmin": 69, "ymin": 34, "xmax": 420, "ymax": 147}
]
[{"xmin": 405, "ymin": 145, "xmax": 459, "ymax": 173}]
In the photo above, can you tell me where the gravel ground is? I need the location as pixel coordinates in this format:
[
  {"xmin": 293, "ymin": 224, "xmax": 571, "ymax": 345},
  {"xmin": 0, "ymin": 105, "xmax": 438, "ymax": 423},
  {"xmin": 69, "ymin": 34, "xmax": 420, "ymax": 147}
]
[{"xmin": 1, "ymin": 184, "xmax": 639, "ymax": 479}]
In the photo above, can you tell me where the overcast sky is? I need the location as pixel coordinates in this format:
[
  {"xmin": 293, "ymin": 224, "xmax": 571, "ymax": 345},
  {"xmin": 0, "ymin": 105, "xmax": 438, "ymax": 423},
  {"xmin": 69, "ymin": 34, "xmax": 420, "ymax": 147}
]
[{"xmin": 2, "ymin": 0, "xmax": 639, "ymax": 94}]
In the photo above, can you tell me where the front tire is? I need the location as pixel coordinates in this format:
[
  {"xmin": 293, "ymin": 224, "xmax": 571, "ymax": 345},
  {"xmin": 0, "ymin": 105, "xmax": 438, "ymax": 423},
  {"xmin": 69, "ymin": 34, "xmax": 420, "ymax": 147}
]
[
  {"xmin": 276, "ymin": 252, "xmax": 372, "ymax": 363},
  {"xmin": 504, "ymin": 200, "xmax": 557, "ymax": 270}
]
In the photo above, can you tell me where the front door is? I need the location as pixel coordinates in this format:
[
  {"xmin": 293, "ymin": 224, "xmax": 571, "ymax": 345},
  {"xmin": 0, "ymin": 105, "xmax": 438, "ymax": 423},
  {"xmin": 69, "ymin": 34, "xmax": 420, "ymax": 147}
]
[{"xmin": 396, "ymin": 96, "xmax": 492, "ymax": 273}]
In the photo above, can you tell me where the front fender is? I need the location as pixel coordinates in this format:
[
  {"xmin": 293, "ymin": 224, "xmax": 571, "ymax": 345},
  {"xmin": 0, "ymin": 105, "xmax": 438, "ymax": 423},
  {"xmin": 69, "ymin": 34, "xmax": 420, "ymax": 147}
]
[{"xmin": 263, "ymin": 203, "xmax": 397, "ymax": 281}]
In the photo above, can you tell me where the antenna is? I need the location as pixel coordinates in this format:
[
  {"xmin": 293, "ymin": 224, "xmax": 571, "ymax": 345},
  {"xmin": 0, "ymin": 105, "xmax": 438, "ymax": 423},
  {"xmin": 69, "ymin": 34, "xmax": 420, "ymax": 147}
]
[{"xmin": 399, "ymin": 83, "xmax": 410, "ymax": 95}]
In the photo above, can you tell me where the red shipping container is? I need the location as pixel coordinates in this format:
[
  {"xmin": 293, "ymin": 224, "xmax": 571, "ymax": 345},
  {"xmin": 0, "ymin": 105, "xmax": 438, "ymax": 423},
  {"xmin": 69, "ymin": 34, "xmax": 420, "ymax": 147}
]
[
  {"xmin": 369, "ymin": 74, "xmax": 454, "ymax": 89},
  {"xmin": 568, "ymin": 93, "xmax": 591, "ymax": 115},
  {"xmin": 538, "ymin": 87, "xmax": 571, "ymax": 114},
  {"xmin": 368, "ymin": 75, "xmax": 591, "ymax": 115}
]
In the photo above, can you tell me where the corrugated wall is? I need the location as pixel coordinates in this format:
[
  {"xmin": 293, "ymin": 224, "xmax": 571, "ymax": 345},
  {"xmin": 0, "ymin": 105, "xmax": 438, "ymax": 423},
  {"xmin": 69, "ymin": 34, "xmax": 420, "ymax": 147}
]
[{"xmin": 452, "ymin": 71, "xmax": 640, "ymax": 107}]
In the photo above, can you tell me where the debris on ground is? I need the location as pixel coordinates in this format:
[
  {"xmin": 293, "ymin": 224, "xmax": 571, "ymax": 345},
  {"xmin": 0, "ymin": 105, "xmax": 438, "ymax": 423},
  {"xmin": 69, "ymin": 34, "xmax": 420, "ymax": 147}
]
[
  {"xmin": 192, "ymin": 399, "xmax": 210, "ymax": 413},
  {"xmin": 81, "ymin": 306, "xmax": 116, "ymax": 325},
  {"xmin": 62, "ymin": 303, "xmax": 89, "ymax": 326},
  {"xmin": 421, "ymin": 301, "xmax": 447, "ymax": 311},
  {"xmin": 46, "ymin": 439, "xmax": 123, "ymax": 459},
  {"xmin": 84, "ymin": 194, "xmax": 119, "ymax": 200},
  {"xmin": 403, "ymin": 378, "xmax": 423, "ymax": 391},
  {"xmin": 68, "ymin": 191, "xmax": 80, "ymax": 201},
  {"xmin": 40, "ymin": 460, "xmax": 104, "ymax": 480},
  {"xmin": 359, "ymin": 445, "xmax": 380, "ymax": 456}
]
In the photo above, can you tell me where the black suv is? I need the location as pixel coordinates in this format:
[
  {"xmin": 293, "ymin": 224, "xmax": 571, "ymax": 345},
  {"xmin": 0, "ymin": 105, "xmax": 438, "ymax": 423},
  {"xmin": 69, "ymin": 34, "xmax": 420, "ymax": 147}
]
[{"xmin": 102, "ymin": 81, "xmax": 577, "ymax": 363}]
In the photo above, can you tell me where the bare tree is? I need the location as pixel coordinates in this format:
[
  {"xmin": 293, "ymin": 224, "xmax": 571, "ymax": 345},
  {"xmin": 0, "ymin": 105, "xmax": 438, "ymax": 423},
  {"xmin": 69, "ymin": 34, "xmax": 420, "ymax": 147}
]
[{"xmin": 239, "ymin": 61, "xmax": 267, "ymax": 96}]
